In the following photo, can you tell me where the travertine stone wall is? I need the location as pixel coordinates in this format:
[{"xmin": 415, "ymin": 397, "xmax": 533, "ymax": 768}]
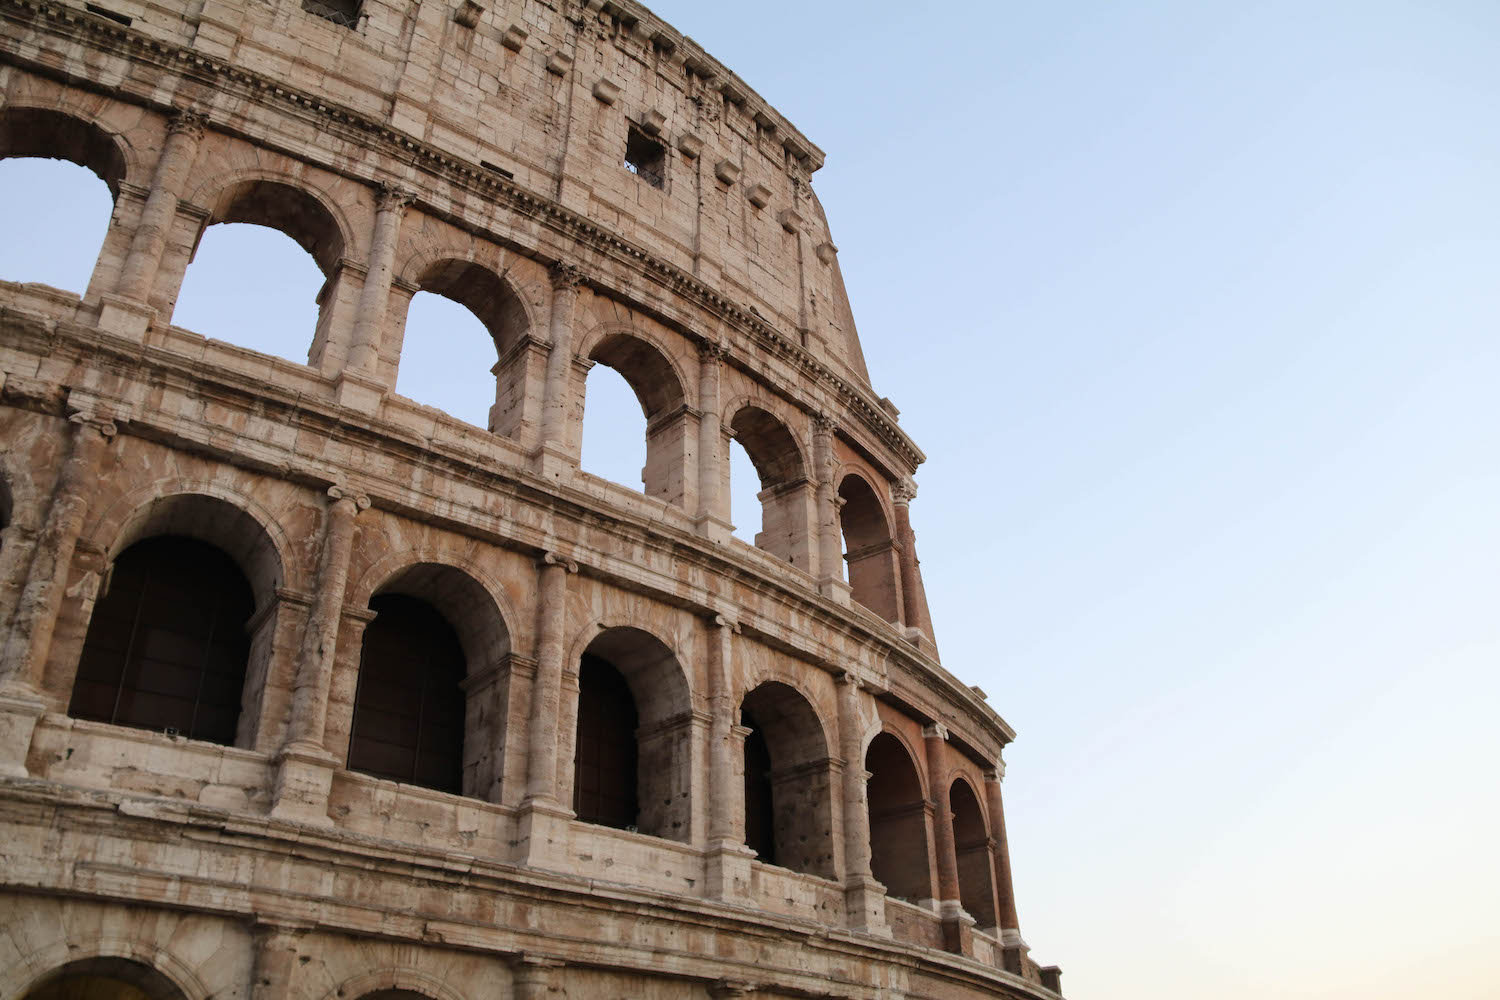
[{"xmin": 0, "ymin": 0, "xmax": 1061, "ymax": 997}]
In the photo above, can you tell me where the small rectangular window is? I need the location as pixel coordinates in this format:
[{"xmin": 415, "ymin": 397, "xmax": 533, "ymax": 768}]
[
  {"xmin": 85, "ymin": 4, "xmax": 132, "ymax": 25},
  {"xmin": 624, "ymin": 127, "xmax": 666, "ymax": 190},
  {"xmin": 302, "ymin": 0, "xmax": 360, "ymax": 28}
]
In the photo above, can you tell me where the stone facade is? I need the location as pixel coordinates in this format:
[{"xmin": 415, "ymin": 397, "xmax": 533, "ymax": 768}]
[{"xmin": 0, "ymin": 0, "xmax": 1063, "ymax": 997}]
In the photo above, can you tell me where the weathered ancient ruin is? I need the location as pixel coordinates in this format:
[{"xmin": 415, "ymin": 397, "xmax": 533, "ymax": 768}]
[{"xmin": 0, "ymin": 0, "xmax": 1062, "ymax": 996}]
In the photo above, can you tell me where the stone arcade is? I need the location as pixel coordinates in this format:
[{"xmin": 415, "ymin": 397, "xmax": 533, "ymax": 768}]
[{"xmin": 0, "ymin": 0, "xmax": 1064, "ymax": 997}]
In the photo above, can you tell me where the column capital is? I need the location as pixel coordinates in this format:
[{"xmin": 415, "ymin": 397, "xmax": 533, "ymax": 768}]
[
  {"xmin": 710, "ymin": 612, "xmax": 740, "ymax": 633},
  {"xmin": 326, "ymin": 485, "xmax": 371, "ymax": 510},
  {"xmin": 834, "ymin": 668, "xmax": 862, "ymax": 690},
  {"xmin": 510, "ymin": 953, "xmax": 566, "ymax": 971},
  {"xmin": 891, "ymin": 477, "xmax": 918, "ymax": 506},
  {"xmin": 67, "ymin": 411, "xmax": 119, "ymax": 438},
  {"xmin": 375, "ymin": 182, "xmax": 416, "ymax": 213},
  {"xmin": 708, "ymin": 981, "xmax": 755, "ymax": 999},
  {"xmin": 985, "ymin": 757, "xmax": 1007, "ymax": 783},
  {"xmin": 699, "ymin": 339, "xmax": 729, "ymax": 363},
  {"xmin": 922, "ymin": 722, "xmax": 949, "ymax": 742},
  {"xmin": 166, "ymin": 108, "xmax": 209, "ymax": 141},
  {"xmin": 812, "ymin": 409, "xmax": 836, "ymax": 433},
  {"xmin": 540, "ymin": 550, "xmax": 579, "ymax": 573},
  {"xmin": 549, "ymin": 261, "xmax": 586, "ymax": 291}
]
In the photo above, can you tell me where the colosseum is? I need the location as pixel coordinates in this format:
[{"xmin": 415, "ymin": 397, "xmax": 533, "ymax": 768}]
[{"xmin": 0, "ymin": 0, "xmax": 1064, "ymax": 997}]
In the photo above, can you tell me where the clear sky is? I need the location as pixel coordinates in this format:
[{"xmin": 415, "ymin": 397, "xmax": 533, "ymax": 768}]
[{"xmin": 3, "ymin": 2, "xmax": 1498, "ymax": 997}]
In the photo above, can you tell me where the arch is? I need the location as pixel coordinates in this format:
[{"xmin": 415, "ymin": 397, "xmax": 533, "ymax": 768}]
[
  {"xmin": 68, "ymin": 492, "xmax": 287, "ymax": 749},
  {"xmin": 0, "ymin": 106, "xmax": 129, "ymax": 197},
  {"xmin": 92, "ymin": 489, "xmax": 289, "ymax": 611},
  {"xmin": 394, "ymin": 255, "xmax": 535, "ymax": 432},
  {"xmin": 579, "ymin": 327, "xmax": 690, "ymax": 418},
  {"xmin": 348, "ymin": 562, "xmax": 514, "ymax": 799},
  {"xmin": 3, "ymin": 932, "xmax": 211, "ymax": 1000},
  {"xmin": 398, "ymin": 251, "xmax": 537, "ymax": 355},
  {"xmin": 19, "ymin": 957, "xmax": 194, "ymax": 1000},
  {"xmin": 20, "ymin": 957, "xmax": 189, "ymax": 1000},
  {"xmin": 355, "ymin": 560, "xmax": 513, "ymax": 669},
  {"xmin": 728, "ymin": 404, "xmax": 807, "ymax": 487},
  {"xmin": 865, "ymin": 730, "xmax": 934, "ymax": 903},
  {"xmin": 737, "ymin": 680, "xmax": 836, "ymax": 877},
  {"xmin": 580, "ymin": 327, "xmax": 693, "ymax": 506},
  {"xmin": 727, "ymin": 403, "xmax": 813, "ymax": 568},
  {"xmin": 193, "ymin": 174, "xmax": 350, "ymax": 276},
  {"xmin": 320, "ymin": 969, "xmax": 469, "ymax": 1000},
  {"xmin": 172, "ymin": 171, "xmax": 355, "ymax": 366},
  {"xmin": 838, "ymin": 472, "xmax": 902, "ymax": 623},
  {"xmin": 571, "ymin": 624, "xmax": 693, "ymax": 841},
  {"xmin": 0, "ymin": 106, "xmax": 128, "ymax": 297},
  {"xmin": 69, "ymin": 535, "xmax": 255, "ymax": 746},
  {"xmin": 950, "ymin": 776, "xmax": 999, "ymax": 929}
]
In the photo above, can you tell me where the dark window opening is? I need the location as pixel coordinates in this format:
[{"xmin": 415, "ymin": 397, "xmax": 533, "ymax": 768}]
[
  {"xmin": 573, "ymin": 653, "xmax": 639, "ymax": 829},
  {"xmin": 624, "ymin": 127, "xmax": 665, "ymax": 189},
  {"xmin": 347, "ymin": 594, "xmax": 465, "ymax": 794},
  {"xmin": 866, "ymin": 732, "xmax": 933, "ymax": 903},
  {"xmin": 301, "ymin": 0, "xmax": 360, "ymax": 28},
  {"xmin": 84, "ymin": 3, "xmax": 132, "ymax": 25},
  {"xmin": 70, "ymin": 536, "xmax": 253, "ymax": 745},
  {"xmin": 741, "ymin": 712, "xmax": 775, "ymax": 863},
  {"xmin": 952, "ymin": 779, "xmax": 999, "ymax": 928}
]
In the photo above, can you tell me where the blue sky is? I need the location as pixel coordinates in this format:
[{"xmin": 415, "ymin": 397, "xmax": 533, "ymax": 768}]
[{"xmin": 4, "ymin": 2, "xmax": 1498, "ymax": 996}]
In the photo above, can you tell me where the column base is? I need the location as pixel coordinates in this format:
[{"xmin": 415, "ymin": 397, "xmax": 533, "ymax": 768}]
[
  {"xmin": 703, "ymin": 839, "xmax": 757, "ymax": 903},
  {"xmin": 95, "ymin": 294, "xmax": 156, "ymax": 343},
  {"xmin": 817, "ymin": 577, "xmax": 852, "ymax": 607},
  {"xmin": 530, "ymin": 442, "xmax": 577, "ymax": 487},
  {"xmin": 0, "ymin": 686, "xmax": 46, "ymax": 777},
  {"xmin": 513, "ymin": 797, "xmax": 575, "ymax": 871},
  {"xmin": 694, "ymin": 514, "xmax": 735, "ymax": 546},
  {"xmin": 903, "ymin": 626, "xmax": 940, "ymax": 661},
  {"xmin": 1000, "ymin": 931, "xmax": 1030, "ymax": 976},
  {"xmin": 843, "ymin": 874, "xmax": 891, "ymax": 936},
  {"xmin": 268, "ymin": 742, "xmax": 338, "ymax": 826},
  {"xmin": 333, "ymin": 369, "xmax": 387, "ymax": 415},
  {"xmin": 939, "ymin": 898, "xmax": 976, "ymax": 955}
]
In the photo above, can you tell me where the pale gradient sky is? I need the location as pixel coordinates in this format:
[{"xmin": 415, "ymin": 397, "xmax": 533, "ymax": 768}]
[{"xmin": 4, "ymin": 2, "xmax": 1499, "ymax": 997}]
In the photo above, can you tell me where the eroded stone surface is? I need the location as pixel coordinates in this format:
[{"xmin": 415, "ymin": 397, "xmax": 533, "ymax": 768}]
[{"xmin": 0, "ymin": 0, "xmax": 1060, "ymax": 996}]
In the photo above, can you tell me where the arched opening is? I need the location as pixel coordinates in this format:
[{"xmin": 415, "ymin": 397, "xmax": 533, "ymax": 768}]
[
  {"xmin": 838, "ymin": 474, "xmax": 902, "ymax": 623},
  {"xmin": 172, "ymin": 179, "xmax": 345, "ymax": 366},
  {"xmin": 0, "ymin": 108, "xmax": 125, "ymax": 297},
  {"xmin": 951, "ymin": 777, "xmax": 999, "ymax": 929},
  {"xmin": 865, "ymin": 732, "xmax": 933, "ymax": 903},
  {"xmin": 573, "ymin": 653, "xmax": 638, "ymax": 829},
  {"xmin": 729, "ymin": 406, "xmax": 812, "ymax": 569},
  {"xmin": 728, "ymin": 438, "xmax": 761, "ymax": 544},
  {"xmin": 395, "ymin": 292, "xmax": 497, "ymax": 426},
  {"xmin": 347, "ymin": 595, "xmax": 465, "ymax": 794},
  {"xmin": 347, "ymin": 563, "xmax": 510, "ymax": 800},
  {"xmin": 738, "ymin": 681, "xmax": 836, "ymax": 877},
  {"xmin": 22, "ymin": 957, "xmax": 186, "ymax": 1000},
  {"xmin": 579, "ymin": 364, "xmax": 646, "ymax": 490},
  {"xmin": 394, "ymin": 258, "xmax": 531, "ymax": 432},
  {"xmin": 572, "ymin": 626, "xmax": 692, "ymax": 841},
  {"xmin": 82, "ymin": 493, "xmax": 285, "ymax": 746},
  {"xmin": 742, "ymin": 721, "xmax": 774, "ymax": 860},
  {"xmin": 69, "ymin": 536, "xmax": 253, "ymax": 745},
  {"xmin": 0, "ymin": 472, "xmax": 12, "ymax": 532},
  {"xmin": 583, "ymin": 333, "xmax": 689, "ymax": 506}
]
